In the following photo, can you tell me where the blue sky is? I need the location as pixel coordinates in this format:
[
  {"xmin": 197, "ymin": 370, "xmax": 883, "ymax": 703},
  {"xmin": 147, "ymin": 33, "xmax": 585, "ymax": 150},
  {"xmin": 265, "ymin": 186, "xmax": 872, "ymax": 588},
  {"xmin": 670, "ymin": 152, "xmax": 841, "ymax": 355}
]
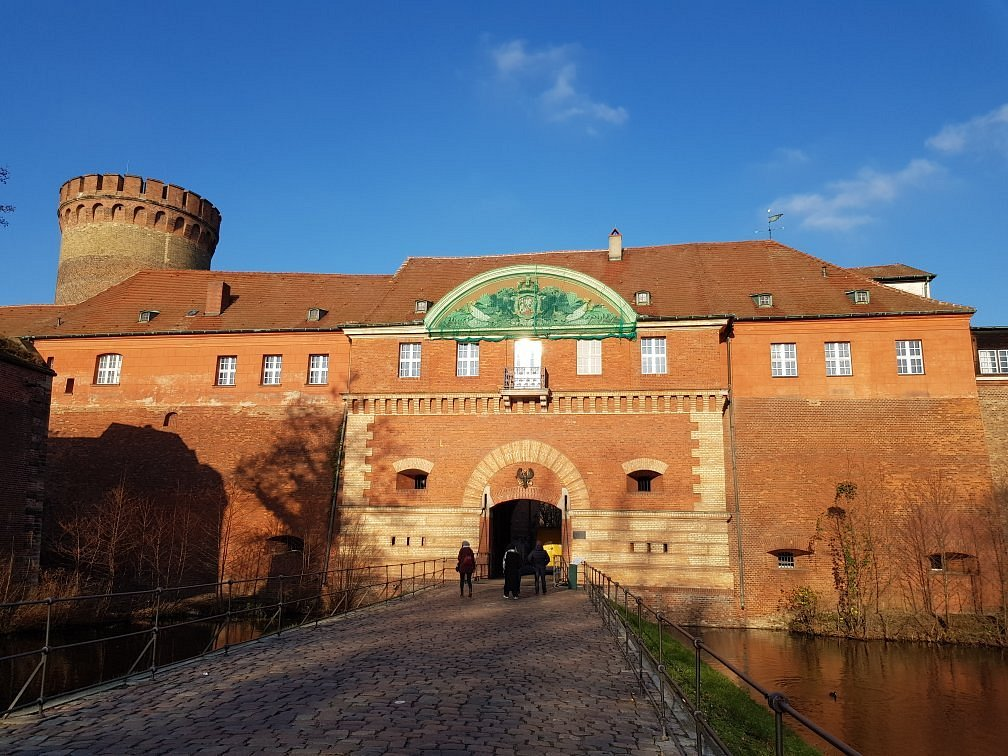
[{"xmin": 3, "ymin": 2, "xmax": 1007, "ymax": 324}]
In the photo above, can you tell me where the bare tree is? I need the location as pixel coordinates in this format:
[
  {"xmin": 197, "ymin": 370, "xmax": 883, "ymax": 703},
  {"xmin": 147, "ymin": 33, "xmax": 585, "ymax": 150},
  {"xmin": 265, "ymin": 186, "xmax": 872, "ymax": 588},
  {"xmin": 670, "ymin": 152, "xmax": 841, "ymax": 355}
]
[{"xmin": 0, "ymin": 167, "xmax": 14, "ymax": 227}]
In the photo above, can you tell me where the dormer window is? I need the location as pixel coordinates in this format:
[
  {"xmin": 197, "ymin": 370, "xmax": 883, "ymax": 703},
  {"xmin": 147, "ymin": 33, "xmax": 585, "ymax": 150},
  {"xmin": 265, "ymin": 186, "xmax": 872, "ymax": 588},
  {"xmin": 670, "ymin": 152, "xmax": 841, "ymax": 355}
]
[
  {"xmin": 415, "ymin": 299, "xmax": 432, "ymax": 314},
  {"xmin": 848, "ymin": 290, "xmax": 870, "ymax": 305},
  {"xmin": 306, "ymin": 307, "xmax": 326, "ymax": 322},
  {"xmin": 138, "ymin": 310, "xmax": 159, "ymax": 323},
  {"xmin": 634, "ymin": 291, "xmax": 651, "ymax": 306},
  {"xmin": 752, "ymin": 293, "xmax": 773, "ymax": 308}
]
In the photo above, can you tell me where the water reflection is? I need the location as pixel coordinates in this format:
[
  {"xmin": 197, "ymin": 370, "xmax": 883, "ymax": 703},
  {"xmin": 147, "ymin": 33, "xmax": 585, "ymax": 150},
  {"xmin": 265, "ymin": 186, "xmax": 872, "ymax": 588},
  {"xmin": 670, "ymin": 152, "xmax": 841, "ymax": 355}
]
[
  {"xmin": 694, "ymin": 627, "xmax": 1008, "ymax": 755},
  {"xmin": 0, "ymin": 620, "xmax": 268, "ymax": 710}
]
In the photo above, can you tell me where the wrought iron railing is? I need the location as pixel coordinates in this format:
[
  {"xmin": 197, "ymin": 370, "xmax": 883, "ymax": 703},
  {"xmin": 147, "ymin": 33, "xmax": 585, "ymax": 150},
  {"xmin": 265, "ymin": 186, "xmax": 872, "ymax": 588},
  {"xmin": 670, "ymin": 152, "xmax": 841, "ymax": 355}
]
[
  {"xmin": 0, "ymin": 559, "xmax": 448, "ymax": 717},
  {"xmin": 502, "ymin": 366, "xmax": 549, "ymax": 390},
  {"xmin": 581, "ymin": 563, "xmax": 861, "ymax": 756}
]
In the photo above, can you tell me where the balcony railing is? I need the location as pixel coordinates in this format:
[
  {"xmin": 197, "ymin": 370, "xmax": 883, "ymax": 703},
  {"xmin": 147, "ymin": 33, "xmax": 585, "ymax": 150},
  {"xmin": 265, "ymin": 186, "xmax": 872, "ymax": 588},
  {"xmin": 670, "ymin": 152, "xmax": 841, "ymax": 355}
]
[
  {"xmin": 503, "ymin": 366, "xmax": 547, "ymax": 390},
  {"xmin": 501, "ymin": 367, "xmax": 550, "ymax": 407}
]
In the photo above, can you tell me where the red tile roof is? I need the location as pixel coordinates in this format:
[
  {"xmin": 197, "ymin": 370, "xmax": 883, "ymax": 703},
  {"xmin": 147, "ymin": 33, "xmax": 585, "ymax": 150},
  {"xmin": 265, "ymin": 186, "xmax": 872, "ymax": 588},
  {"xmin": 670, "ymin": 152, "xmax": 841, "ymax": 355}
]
[
  {"xmin": 0, "ymin": 241, "xmax": 972, "ymax": 338},
  {"xmin": 0, "ymin": 270, "xmax": 392, "ymax": 338},
  {"xmin": 849, "ymin": 263, "xmax": 935, "ymax": 281},
  {"xmin": 368, "ymin": 241, "xmax": 971, "ymax": 324}
]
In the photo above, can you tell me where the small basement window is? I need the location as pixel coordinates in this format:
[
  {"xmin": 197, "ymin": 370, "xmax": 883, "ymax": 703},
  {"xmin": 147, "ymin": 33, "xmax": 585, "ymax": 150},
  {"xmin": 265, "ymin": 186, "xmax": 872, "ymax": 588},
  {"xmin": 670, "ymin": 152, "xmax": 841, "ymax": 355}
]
[
  {"xmin": 627, "ymin": 470, "xmax": 661, "ymax": 493},
  {"xmin": 777, "ymin": 552, "xmax": 796, "ymax": 569},
  {"xmin": 928, "ymin": 552, "xmax": 977, "ymax": 573},
  {"xmin": 397, "ymin": 470, "xmax": 428, "ymax": 490}
]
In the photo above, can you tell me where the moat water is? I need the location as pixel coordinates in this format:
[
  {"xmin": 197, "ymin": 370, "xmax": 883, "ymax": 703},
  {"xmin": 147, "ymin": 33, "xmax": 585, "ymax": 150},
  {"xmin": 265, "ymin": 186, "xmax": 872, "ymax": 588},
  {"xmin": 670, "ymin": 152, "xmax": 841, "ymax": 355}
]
[
  {"xmin": 695, "ymin": 627, "xmax": 1008, "ymax": 755},
  {"xmin": 3, "ymin": 619, "xmax": 1007, "ymax": 754}
]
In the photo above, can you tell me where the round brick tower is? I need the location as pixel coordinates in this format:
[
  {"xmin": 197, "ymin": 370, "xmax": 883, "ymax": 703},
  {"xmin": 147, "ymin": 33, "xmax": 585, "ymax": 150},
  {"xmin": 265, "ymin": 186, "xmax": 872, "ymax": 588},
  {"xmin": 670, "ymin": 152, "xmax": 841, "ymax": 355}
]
[{"xmin": 55, "ymin": 174, "xmax": 222, "ymax": 305}]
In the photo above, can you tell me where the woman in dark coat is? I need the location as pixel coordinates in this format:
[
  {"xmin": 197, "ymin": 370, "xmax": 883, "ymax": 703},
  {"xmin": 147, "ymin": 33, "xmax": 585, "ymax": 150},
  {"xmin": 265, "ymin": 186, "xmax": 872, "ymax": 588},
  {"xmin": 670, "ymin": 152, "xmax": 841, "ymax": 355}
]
[
  {"xmin": 457, "ymin": 540, "xmax": 476, "ymax": 597},
  {"xmin": 502, "ymin": 542, "xmax": 522, "ymax": 599}
]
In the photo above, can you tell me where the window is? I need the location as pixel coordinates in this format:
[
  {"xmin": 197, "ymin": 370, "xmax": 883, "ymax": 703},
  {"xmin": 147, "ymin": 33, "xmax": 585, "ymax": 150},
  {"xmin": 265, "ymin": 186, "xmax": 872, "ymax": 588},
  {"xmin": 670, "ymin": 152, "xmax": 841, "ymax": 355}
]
[
  {"xmin": 396, "ymin": 470, "xmax": 428, "ymax": 490},
  {"xmin": 308, "ymin": 354, "xmax": 329, "ymax": 384},
  {"xmin": 896, "ymin": 340, "xmax": 924, "ymax": 375},
  {"xmin": 929, "ymin": 552, "xmax": 977, "ymax": 573},
  {"xmin": 777, "ymin": 552, "xmax": 795, "ymax": 569},
  {"xmin": 640, "ymin": 337, "xmax": 667, "ymax": 375},
  {"xmin": 979, "ymin": 349, "xmax": 1008, "ymax": 375},
  {"xmin": 138, "ymin": 310, "xmax": 158, "ymax": 323},
  {"xmin": 399, "ymin": 343, "xmax": 421, "ymax": 378},
  {"xmin": 577, "ymin": 340, "xmax": 602, "ymax": 375},
  {"xmin": 635, "ymin": 291, "xmax": 651, "ymax": 305},
  {"xmin": 824, "ymin": 342, "xmax": 853, "ymax": 376},
  {"xmin": 456, "ymin": 342, "xmax": 479, "ymax": 376},
  {"xmin": 752, "ymin": 293, "xmax": 773, "ymax": 308},
  {"xmin": 306, "ymin": 307, "xmax": 324, "ymax": 322},
  {"xmin": 771, "ymin": 343, "xmax": 798, "ymax": 377},
  {"xmin": 95, "ymin": 353, "xmax": 122, "ymax": 385},
  {"xmin": 262, "ymin": 355, "xmax": 283, "ymax": 385},
  {"xmin": 415, "ymin": 300, "xmax": 431, "ymax": 314},
  {"xmin": 852, "ymin": 290, "xmax": 870, "ymax": 305},
  {"xmin": 216, "ymin": 356, "xmax": 237, "ymax": 386},
  {"xmin": 627, "ymin": 470, "xmax": 660, "ymax": 493}
]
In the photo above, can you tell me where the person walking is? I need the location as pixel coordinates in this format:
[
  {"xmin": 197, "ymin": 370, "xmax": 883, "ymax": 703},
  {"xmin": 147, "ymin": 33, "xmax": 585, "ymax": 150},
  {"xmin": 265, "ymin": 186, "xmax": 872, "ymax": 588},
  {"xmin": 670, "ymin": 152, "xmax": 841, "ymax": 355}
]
[
  {"xmin": 527, "ymin": 540, "xmax": 550, "ymax": 595},
  {"xmin": 502, "ymin": 542, "xmax": 522, "ymax": 599},
  {"xmin": 457, "ymin": 540, "xmax": 476, "ymax": 598}
]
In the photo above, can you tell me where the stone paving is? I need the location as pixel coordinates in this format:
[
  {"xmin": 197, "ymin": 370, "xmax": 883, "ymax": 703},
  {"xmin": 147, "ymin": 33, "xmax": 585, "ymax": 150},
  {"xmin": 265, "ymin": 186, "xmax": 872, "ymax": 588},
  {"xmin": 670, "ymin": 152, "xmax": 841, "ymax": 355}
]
[{"xmin": 0, "ymin": 577, "xmax": 690, "ymax": 755}]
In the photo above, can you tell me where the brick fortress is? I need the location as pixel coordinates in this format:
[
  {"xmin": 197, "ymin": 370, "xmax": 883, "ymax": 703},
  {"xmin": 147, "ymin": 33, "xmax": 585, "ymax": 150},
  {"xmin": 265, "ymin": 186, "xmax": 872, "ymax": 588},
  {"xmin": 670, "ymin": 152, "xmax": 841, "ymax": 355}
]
[{"xmin": 0, "ymin": 173, "xmax": 1004, "ymax": 625}]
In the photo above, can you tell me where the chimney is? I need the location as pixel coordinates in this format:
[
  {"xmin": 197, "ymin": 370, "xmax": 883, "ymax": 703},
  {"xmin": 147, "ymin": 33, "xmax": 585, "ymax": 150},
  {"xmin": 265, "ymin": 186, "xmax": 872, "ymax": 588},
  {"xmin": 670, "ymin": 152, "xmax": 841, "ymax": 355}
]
[
  {"xmin": 205, "ymin": 280, "xmax": 231, "ymax": 316},
  {"xmin": 608, "ymin": 228, "xmax": 623, "ymax": 261}
]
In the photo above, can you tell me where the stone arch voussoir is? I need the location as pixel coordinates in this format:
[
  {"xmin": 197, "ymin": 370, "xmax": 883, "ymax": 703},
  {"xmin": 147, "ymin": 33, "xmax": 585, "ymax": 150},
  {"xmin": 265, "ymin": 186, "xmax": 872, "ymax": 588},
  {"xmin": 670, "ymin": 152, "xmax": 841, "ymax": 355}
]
[{"xmin": 462, "ymin": 440, "xmax": 587, "ymax": 510}]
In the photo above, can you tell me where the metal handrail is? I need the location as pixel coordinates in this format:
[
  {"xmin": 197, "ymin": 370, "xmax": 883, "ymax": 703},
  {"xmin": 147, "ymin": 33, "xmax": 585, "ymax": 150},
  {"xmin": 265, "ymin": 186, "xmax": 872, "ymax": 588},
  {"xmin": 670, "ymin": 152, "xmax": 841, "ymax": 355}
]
[
  {"xmin": 502, "ymin": 367, "xmax": 549, "ymax": 390},
  {"xmin": 0, "ymin": 559, "xmax": 449, "ymax": 717},
  {"xmin": 581, "ymin": 563, "xmax": 861, "ymax": 756}
]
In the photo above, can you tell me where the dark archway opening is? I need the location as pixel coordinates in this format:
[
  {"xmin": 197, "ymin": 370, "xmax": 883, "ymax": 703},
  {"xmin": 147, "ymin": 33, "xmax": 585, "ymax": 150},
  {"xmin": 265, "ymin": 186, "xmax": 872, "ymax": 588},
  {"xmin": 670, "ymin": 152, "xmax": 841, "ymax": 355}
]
[{"xmin": 489, "ymin": 499, "xmax": 562, "ymax": 578}]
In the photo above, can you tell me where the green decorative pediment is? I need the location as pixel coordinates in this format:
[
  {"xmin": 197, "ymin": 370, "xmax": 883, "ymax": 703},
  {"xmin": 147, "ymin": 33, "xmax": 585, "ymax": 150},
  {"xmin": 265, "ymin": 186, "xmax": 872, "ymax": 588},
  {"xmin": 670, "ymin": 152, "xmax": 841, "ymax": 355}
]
[{"xmin": 425, "ymin": 265, "xmax": 637, "ymax": 341}]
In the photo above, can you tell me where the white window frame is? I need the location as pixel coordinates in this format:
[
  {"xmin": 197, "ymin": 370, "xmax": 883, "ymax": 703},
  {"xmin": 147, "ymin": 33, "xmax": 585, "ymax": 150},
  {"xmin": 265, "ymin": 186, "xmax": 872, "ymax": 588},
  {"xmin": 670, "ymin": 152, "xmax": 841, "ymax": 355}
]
[
  {"xmin": 577, "ymin": 340, "xmax": 602, "ymax": 375},
  {"xmin": 399, "ymin": 343, "xmax": 421, "ymax": 378},
  {"xmin": 979, "ymin": 349, "xmax": 1008, "ymax": 375},
  {"xmin": 456, "ymin": 342, "xmax": 479, "ymax": 377},
  {"xmin": 771, "ymin": 343, "xmax": 798, "ymax": 377},
  {"xmin": 640, "ymin": 337, "xmax": 667, "ymax": 375},
  {"xmin": 216, "ymin": 356, "xmax": 237, "ymax": 386},
  {"xmin": 824, "ymin": 341, "xmax": 852, "ymax": 377},
  {"xmin": 777, "ymin": 552, "xmax": 795, "ymax": 569},
  {"xmin": 896, "ymin": 340, "xmax": 924, "ymax": 375},
  {"xmin": 262, "ymin": 355, "xmax": 283, "ymax": 385},
  {"xmin": 308, "ymin": 354, "xmax": 329, "ymax": 385},
  {"xmin": 95, "ymin": 353, "xmax": 122, "ymax": 385}
]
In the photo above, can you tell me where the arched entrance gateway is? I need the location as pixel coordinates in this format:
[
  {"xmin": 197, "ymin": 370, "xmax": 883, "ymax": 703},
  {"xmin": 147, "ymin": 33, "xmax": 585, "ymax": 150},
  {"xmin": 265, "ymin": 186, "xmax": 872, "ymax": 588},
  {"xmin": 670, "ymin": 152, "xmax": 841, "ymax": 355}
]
[
  {"xmin": 488, "ymin": 499, "xmax": 562, "ymax": 578},
  {"xmin": 461, "ymin": 439, "xmax": 590, "ymax": 579}
]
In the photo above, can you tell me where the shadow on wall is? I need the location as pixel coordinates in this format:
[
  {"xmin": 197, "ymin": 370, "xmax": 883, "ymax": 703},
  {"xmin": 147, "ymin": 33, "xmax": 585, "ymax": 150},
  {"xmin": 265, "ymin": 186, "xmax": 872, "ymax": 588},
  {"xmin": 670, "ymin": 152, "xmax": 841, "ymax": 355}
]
[
  {"xmin": 44, "ymin": 423, "xmax": 226, "ymax": 591},
  {"xmin": 231, "ymin": 401, "xmax": 345, "ymax": 577}
]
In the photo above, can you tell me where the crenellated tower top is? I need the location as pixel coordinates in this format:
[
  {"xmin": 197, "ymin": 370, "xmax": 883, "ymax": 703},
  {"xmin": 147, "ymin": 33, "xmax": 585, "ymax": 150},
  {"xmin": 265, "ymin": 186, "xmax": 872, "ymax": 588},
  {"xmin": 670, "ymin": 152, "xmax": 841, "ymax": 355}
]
[{"xmin": 54, "ymin": 174, "xmax": 222, "ymax": 305}]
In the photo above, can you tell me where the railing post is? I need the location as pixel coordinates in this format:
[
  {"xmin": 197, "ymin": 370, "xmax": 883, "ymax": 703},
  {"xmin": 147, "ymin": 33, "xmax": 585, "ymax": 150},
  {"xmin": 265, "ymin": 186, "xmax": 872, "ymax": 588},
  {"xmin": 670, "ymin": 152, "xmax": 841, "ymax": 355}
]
[
  {"xmin": 635, "ymin": 596, "xmax": 644, "ymax": 692},
  {"xmin": 277, "ymin": 575, "xmax": 285, "ymax": 635},
  {"xmin": 656, "ymin": 611, "xmax": 667, "ymax": 737},
  {"xmin": 694, "ymin": 637, "xmax": 703, "ymax": 755},
  {"xmin": 151, "ymin": 587, "xmax": 162, "ymax": 678},
  {"xmin": 38, "ymin": 597, "xmax": 53, "ymax": 715},
  {"xmin": 768, "ymin": 692, "xmax": 789, "ymax": 756},
  {"xmin": 225, "ymin": 579, "xmax": 234, "ymax": 653}
]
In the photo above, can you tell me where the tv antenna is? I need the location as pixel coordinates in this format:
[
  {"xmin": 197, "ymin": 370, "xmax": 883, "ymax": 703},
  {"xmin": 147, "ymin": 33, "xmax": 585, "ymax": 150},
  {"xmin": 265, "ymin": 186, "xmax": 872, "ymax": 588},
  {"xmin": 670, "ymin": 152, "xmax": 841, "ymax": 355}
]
[{"xmin": 767, "ymin": 210, "xmax": 784, "ymax": 239}]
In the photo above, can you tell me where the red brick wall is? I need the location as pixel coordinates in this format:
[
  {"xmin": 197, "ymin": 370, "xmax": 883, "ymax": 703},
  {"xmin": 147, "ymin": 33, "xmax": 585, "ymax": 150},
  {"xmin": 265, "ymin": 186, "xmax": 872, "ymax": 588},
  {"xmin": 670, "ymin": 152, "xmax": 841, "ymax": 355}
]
[{"xmin": 0, "ymin": 354, "xmax": 52, "ymax": 586}]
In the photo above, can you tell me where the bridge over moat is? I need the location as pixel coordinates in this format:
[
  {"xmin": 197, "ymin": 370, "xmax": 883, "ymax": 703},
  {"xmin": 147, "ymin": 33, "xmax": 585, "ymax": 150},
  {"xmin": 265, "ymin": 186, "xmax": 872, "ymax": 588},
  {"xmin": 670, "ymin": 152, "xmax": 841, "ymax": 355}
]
[{"xmin": 0, "ymin": 579, "xmax": 691, "ymax": 755}]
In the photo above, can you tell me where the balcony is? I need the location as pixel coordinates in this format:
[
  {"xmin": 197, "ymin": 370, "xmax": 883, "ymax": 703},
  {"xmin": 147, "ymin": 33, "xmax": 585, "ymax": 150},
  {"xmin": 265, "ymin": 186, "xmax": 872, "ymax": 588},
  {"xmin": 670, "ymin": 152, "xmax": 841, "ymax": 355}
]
[{"xmin": 502, "ymin": 367, "xmax": 550, "ymax": 408}]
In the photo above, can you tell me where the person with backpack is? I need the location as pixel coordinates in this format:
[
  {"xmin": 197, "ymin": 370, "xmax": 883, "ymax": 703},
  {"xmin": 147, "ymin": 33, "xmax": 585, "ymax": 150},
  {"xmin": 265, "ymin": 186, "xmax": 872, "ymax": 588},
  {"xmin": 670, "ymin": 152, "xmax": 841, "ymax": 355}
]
[
  {"xmin": 502, "ymin": 542, "xmax": 523, "ymax": 599},
  {"xmin": 457, "ymin": 540, "xmax": 476, "ymax": 598}
]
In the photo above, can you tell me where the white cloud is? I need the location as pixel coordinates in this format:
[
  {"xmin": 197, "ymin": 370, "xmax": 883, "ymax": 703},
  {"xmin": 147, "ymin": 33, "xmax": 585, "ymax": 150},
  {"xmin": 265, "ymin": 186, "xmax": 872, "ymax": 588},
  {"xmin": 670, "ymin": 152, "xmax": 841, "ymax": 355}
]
[
  {"xmin": 489, "ymin": 40, "xmax": 628, "ymax": 129},
  {"xmin": 926, "ymin": 103, "xmax": 1008, "ymax": 156},
  {"xmin": 773, "ymin": 159, "xmax": 941, "ymax": 231}
]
